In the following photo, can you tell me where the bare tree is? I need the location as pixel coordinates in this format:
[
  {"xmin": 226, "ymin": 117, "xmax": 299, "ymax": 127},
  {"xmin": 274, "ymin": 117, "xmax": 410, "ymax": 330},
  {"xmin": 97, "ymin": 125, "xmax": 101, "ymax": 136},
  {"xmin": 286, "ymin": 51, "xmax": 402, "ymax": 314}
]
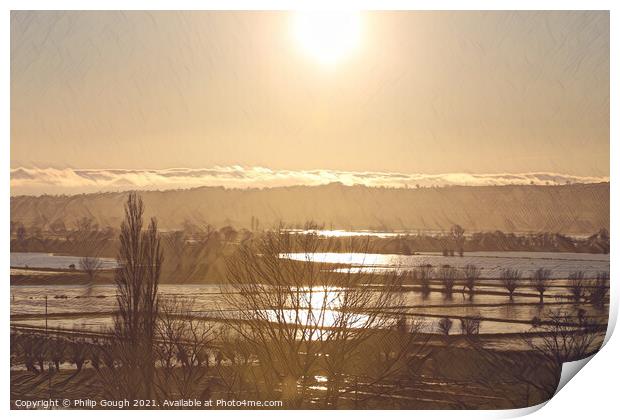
[
  {"xmin": 437, "ymin": 317, "xmax": 453, "ymax": 336},
  {"xmin": 220, "ymin": 229, "xmax": 429, "ymax": 408},
  {"xmin": 79, "ymin": 255, "xmax": 103, "ymax": 287},
  {"xmin": 530, "ymin": 268, "xmax": 551, "ymax": 303},
  {"xmin": 154, "ymin": 296, "xmax": 215, "ymax": 400},
  {"xmin": 450, "ymin": 224, "xmax": 465, "ymax": 256},
  {"xmin": 89, "ymin": 343, "xmax": 102, "ymax": 372},
  {"xmin": 568, "ymin": 271, "xmax": 585, "ymax": 303},
  {"xmin": 500, "ymin": 269, "xmax": 521, "ymax": 300},
  {"xmin": 438, "ymin": 265, "xmax": 457, "ymax": 297},
  {"xmin": 523, "ymin": 310, "xmax": 605, "ymax": 401},
  {"xmin": 32, "ymin": 335, "xmax": 48, "ymax": 373},
  {"xmin": 16, "ymin": 333, "xmax": 38, "ymax": 373},
  {"xmin": 49, "ymin": 338, "xmax": 67, "ymax": 371},
  {"xmin": 463, "ymin": 264, "xmax": 482, "ymax": 296},
  {"xmin": 588, "ymin": 272, "xmax": 609, "ymax": 307},
  {"xmin": 460, "ymin": 316, "xmax": 482, "ymax": 336},
  {"xmin": 417, "ymin": 264, "xmax": 434, "ymax": 297},
  {"xmin": 69, "ymin": 339, "xmax": 87, "ymax": 375}
]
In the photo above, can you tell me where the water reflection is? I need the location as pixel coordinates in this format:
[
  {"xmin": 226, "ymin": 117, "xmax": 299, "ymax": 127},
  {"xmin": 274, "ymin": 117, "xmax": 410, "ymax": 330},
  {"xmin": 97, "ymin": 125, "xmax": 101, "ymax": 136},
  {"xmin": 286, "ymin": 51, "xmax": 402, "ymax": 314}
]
[
  {"xmin": 260, "ymin": 308, "xmax": 371, "ymax": 340},
  {"xmin": 247, "ymin": 286, "xmax": 375, "ymax": 340},
  {"xmin": 282, "ymin": 252, "xmax": 609, "ymax": 279},
  {"xmin": 11, "ymin": 252, "xmax": 117, "ymax": 270},
  {"xmin": 285, "ymin": 229, "xmax": 405, "ymax": 238},
  {"xmin": 10, "ymin": 248, "xmax": 609, "ymax": 350}
]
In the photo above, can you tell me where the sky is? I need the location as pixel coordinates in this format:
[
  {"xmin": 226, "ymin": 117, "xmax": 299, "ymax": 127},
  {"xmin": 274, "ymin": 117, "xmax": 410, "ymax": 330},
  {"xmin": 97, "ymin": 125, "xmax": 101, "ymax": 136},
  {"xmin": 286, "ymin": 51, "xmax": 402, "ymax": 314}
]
[{"xmin": 10, "ymin": 11, "xmax": 609, "ymax": 194}]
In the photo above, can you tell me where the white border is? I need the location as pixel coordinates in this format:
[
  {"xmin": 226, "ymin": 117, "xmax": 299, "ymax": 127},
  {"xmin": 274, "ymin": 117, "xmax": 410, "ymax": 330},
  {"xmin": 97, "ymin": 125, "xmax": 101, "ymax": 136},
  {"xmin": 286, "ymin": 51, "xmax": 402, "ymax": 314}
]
[{"xmin": 2, "ymin": 2, "xmax": 616, "ymax": 419}]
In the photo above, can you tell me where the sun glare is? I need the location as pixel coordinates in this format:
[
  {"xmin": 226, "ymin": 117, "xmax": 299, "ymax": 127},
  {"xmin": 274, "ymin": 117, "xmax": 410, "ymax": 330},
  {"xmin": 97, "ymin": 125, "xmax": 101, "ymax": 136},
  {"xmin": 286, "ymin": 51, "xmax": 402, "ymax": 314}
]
[{"xmin": 293, "ymin": 11, "xmax": 361, "ymax": 66}]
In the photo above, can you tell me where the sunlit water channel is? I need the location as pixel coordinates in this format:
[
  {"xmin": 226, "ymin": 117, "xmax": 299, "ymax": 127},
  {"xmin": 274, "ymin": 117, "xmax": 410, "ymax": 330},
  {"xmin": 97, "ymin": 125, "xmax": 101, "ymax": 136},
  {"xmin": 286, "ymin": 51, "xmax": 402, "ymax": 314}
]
[{"xmin": 10, "ymin": 251, "xmax": 609, "ymax": 343}]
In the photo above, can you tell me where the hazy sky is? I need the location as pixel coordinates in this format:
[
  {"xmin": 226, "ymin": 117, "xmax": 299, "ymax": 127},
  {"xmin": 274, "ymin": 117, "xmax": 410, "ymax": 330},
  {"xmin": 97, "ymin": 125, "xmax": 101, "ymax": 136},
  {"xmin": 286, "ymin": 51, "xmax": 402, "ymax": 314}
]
[{"xmin": 11, "ymin": 11, "xmax": 609, "ymax": 182}]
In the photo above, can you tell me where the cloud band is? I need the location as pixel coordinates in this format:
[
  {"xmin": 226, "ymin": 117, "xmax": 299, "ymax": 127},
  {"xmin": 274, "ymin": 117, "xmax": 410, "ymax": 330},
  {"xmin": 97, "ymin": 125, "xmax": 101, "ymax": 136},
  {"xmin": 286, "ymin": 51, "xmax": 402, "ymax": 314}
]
[{"xmin": 10, "ymin": 166, "xmax": 609, "ymax": 196}]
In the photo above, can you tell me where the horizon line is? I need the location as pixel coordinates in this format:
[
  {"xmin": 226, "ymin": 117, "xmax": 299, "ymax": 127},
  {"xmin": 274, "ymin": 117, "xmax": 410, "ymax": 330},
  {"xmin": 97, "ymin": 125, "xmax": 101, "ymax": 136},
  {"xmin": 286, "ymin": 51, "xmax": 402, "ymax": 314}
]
[{"xmin": 10, "ymin": 166, "xmax": 610, "ymax": 197}]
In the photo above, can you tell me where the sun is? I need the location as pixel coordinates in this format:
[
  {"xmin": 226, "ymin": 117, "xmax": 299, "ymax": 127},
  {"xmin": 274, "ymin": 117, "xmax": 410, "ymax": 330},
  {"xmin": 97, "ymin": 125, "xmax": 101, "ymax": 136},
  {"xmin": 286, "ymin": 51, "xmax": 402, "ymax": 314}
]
[{"xmin": 293, "ymin": 11, "xmax": 361, "ymax": 66}]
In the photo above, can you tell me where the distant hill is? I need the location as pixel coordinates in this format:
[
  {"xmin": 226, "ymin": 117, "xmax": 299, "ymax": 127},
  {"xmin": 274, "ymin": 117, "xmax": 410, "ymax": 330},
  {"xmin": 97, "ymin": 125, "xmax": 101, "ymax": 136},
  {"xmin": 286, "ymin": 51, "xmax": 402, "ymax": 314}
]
[{"xmin": 10, "ymin": 182, "xmax": 609, "ymax": 235}]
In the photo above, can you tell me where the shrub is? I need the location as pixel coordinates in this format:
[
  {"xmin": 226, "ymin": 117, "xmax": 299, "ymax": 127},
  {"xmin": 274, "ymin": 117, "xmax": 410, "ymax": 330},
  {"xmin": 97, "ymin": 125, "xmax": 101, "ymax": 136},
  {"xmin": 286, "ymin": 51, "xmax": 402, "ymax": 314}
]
[
  {"xmin": 417, "ymin": 264, "xmax": 434, "ymax": 296},
  {"xmin": 90, "ymin": 344, "xmax": 102, "ymax": 371},
  {"xmin": 589, "ymin": 272, "xmax": 609, "ymax": 307},
  {"xmin": 438, "ymin": 265, "xmax": 457, "ymax": 297},
  {"xmin": 500, "ymin": 269, "xmax": 521, "ymax": 299},
  {"xmin": 460, "ymin": 317, "xmax": 482, "ymax": 335},
  {"xmin": 530, "ymin": 268, "xmax": 551, "ymax": 303},
  {"xmin": 70, "ymin": 340, "xmax": 87, "ymax": 373},
  {"xmin": 463, "ymin": 264, "xmax": 481, "ymax": 294},
  {"xmin": 437, "ymin": 317, "xmax": 453, "ymax": 336},
  {"xmin": 49, "ymin": 338, "xmax": 67, "ymax": 371},
  {"xmin": 568, "ymin": 271, "xmax": 585, "ymax": 303}
]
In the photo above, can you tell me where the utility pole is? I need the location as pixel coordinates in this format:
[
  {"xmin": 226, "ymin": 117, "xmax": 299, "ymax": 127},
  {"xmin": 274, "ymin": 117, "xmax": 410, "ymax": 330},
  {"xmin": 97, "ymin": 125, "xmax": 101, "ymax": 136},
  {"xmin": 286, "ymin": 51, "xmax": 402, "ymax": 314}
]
[{"xmin": 45, "ymin": 295, "xmax": 48, "ymax": 336}]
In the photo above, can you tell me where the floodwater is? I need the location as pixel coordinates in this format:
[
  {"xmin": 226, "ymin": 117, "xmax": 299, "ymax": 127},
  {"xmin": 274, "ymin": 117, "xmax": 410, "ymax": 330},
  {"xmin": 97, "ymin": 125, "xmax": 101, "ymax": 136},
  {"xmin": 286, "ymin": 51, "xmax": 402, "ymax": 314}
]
[
  {"xmin": 11, "ymin": 252, "xmax": 117, "ymax": 270},
  {"xmin": 10, "ymin": 251, "xmax": 610, "ymax": 347},
  {"xmin": 283, "ymin": 251, "xmax": 609, "ymax": 279}
]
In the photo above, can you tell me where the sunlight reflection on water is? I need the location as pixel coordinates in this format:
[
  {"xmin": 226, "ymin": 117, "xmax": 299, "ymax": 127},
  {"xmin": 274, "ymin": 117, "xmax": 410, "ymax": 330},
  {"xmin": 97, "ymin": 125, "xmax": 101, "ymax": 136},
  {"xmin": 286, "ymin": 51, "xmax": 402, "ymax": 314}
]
[{"xmin": 281, "ymin": 252, "xmax": 609, "ymax": 279}]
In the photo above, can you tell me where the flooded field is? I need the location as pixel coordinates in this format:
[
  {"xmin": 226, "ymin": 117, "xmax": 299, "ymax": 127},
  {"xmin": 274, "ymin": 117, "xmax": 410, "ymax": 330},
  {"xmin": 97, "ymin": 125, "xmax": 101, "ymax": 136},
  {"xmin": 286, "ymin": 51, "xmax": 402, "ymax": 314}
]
[
  {"xmin": 11, "ymin": 252, "xmax": 117, "ymax": 270},
  {"xmin": 10, "ymin": 248, "xmax": 609, "ymax": 349},
  {"xmin": 283, "ymin": 251, "xmax": 610, "ymax": 279}
]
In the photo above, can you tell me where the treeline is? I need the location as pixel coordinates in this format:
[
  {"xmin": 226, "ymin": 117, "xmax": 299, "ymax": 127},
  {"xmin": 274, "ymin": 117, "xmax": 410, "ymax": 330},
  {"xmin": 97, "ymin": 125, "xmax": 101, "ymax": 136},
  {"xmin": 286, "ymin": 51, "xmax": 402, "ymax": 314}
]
[
  {"xmin": 279, "ymin": 227, "xmax": 609, "ymax": 255},
  {"xmin": 10, "ymin": 220, "xmax": 240, "ymax": 283},
  {"xmin": 11, "ymin": 218, "xmax": 610, "ymax": 256},
  {"xmin": 10, "ymin": 220, "xmax": 610, "ymax": 287},
  {"xmin": 365, "ymin": 228, "xmax": 610, "ymax": 255}
]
